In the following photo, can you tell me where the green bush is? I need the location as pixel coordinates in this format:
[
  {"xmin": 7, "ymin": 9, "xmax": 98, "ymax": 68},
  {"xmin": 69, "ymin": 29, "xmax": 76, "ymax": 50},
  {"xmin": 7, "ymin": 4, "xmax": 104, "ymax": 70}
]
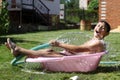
[
  {"xmin": 88, "ymin": 0, "xmax": 98, "ymax": 10},
  {"xmin": 66, "ymin": 9, "xmax": 81, "ymax": 23},
  {"xmin": 0, "ymin": 1, "xmax": 9, "ymax": 35},
  {"xmin": 66, "ymin": 9, "xmax": 98, "ymax": 23},
  {"xmin": 84, "ymin": 10, "xmax": 98, "ymax": 22}
]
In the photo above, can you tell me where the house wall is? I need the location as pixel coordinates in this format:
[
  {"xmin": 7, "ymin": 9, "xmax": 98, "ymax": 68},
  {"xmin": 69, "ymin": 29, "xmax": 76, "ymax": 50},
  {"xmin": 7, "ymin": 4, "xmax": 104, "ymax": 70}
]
[
  {"xmin": 6, "ymin": 0, "xmax": 21, "ymax": 8},
  {"xmin": 7, "ymin": 0, "xmax": 60, "ymax": 15},
  {"xmin": 99, "ymin": 0, "xmax": 120, "ymax": 29},
  {"xmin": 41, "ymin": 0, "xmax": 60, "ymax": 15}
]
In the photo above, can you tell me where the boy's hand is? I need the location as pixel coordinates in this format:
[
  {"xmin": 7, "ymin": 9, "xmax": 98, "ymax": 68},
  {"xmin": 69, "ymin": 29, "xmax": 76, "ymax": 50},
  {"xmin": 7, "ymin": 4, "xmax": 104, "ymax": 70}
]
[{"xmin": 49, "ymin": 40, "xmax": 60, "ymax": 47}]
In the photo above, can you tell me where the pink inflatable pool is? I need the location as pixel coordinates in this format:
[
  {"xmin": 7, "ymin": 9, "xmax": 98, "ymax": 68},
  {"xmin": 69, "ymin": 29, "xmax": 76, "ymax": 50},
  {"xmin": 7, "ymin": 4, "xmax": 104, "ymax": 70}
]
[{"xmin": 26, "ymin": 52, "xmax": 106, "ymax": 72}]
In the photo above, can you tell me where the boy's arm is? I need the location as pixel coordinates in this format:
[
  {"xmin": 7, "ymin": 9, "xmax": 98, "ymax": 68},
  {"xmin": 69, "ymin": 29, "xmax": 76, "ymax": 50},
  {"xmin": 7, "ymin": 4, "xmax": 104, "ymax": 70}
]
[
  {"xmin": 58, "ymin": 43, "xmax": 90, "ymax": 52},
  {"xmin": 58, "ymin": 40, "xmax": 101, "ymax": 53},
  {"xmin": 50, "ymin": 40, "xmax": 101, "ymax": 53},
  {"xmin": 49, "ymin": 40, "xmax": 82, "ymax": 52}
]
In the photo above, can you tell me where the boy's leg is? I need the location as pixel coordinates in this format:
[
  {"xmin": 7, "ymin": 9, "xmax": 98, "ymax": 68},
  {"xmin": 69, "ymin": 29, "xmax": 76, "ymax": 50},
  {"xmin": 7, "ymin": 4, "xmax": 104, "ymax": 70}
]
[
  {"xmin": 6, "ymin": 38, "xmax": 63, "ymax": 57},
  {"xmin": 17, "ymin": 47, "xmax": 63, "ymax": 57}
]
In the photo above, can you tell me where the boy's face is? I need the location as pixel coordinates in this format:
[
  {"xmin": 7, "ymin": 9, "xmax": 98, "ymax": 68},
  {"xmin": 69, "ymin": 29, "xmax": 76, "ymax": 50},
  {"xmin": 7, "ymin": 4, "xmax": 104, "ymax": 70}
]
[{"xmin": 94, "ymin": 22, "xmax": 109, "ymax": 39}]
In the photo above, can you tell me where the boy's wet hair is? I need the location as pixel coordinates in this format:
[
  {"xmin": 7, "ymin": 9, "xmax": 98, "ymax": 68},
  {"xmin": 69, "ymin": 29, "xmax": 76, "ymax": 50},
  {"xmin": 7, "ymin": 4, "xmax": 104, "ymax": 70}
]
[{"xmin": 99, "ymin": 20, "xmax": 111, "ymax": 32}]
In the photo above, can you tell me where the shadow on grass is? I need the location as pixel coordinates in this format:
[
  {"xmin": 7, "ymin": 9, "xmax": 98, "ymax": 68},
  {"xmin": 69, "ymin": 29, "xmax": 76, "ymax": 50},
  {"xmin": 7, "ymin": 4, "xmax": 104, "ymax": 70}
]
[
  {"xmin": 81, "ymin": 66, "xmax": 120, "ymax": 74},
  {"xmin": 44, "ymin": 66, "xmax": 120, "ymax": 74},
  {"xmin": 93, "ymin": 66, "xmax": 120, "ymax": 73},
  {"xmin": 0, "ymin": 37, "xmax": 43, "ymax": 45}
]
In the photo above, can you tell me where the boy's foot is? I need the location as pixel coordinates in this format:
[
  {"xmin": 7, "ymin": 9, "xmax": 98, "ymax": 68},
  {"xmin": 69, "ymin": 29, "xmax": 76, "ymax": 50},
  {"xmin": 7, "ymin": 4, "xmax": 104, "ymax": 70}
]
[
  {"xmin": 6, "ymin": 38, "xmax": 19, "ymax": 57},
  {"xmin": 5, "ymin": 42, "xmax": 10, "ymax": 50}
]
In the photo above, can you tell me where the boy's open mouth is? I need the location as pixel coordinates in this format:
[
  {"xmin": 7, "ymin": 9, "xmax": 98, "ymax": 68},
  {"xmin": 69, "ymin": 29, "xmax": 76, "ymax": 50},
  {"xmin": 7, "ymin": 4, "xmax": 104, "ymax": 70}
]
[{"xmin": 96, "ymin": 30, "xmax": 99, "ymax": 33}]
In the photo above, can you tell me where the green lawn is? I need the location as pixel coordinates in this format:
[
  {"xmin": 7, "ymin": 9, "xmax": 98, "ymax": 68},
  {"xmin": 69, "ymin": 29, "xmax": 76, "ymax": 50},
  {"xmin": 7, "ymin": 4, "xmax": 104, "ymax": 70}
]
[{"xmin": 0, "ymin": 29, "xmax": 120, "ymax": 80}]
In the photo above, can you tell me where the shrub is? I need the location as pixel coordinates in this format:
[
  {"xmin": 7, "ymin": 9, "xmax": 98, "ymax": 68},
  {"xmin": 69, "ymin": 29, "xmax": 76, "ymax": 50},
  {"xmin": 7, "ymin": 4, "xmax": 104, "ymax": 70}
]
[
  {"xmin": 66, "ymin": 9, "xmax": 82, "ymax": 23},
  {"xmin": 0, "ymin": 1, "xmax": 9, "ymax": 35},
  {"xmin": 66, "ymin": 9, "xmax": 98, "ymax": 23}
]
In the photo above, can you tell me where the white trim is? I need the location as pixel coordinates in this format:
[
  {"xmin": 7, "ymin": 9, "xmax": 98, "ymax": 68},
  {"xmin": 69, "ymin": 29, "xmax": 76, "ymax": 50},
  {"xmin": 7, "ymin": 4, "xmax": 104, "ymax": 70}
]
[
  {"xmin": 101, "ymin": 1, "xmax": 106, "ymax": 5},
  {"xmin": 101, "ymin": 5, "xmax": 106, "ymax": 7},
  {"xmin": 101, "ymin": 14, "xmax": 106, "ymax": 17},
  {"xmin": 101, "ymin": 17, "xmax": 106, "ymax": 20},
  {"xmin": 101, "ymin": 8, "xmax": 106, "ymax": 11},
  {"xmin": 101, "ymin": 11, "xmax": 106, "ymax": 13}
]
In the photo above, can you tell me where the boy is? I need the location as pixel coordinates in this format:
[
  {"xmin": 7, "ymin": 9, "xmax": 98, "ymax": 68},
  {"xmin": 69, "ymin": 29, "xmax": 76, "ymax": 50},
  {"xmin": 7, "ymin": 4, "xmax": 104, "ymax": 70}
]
[{"xmin": 5, "ymin": 20, "xmax": 111, "ymax": 58}]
